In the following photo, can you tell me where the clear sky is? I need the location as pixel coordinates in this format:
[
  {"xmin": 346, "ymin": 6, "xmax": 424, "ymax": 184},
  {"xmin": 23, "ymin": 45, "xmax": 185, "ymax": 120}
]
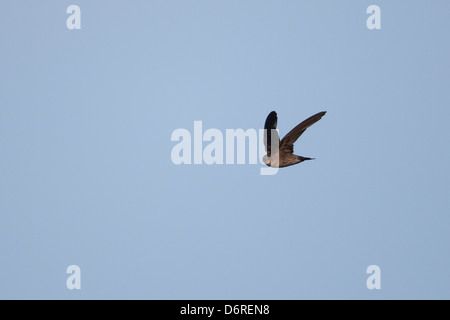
[{"xmin": 1, "ymin": 1, "xmax": 449, "ymax": 299}]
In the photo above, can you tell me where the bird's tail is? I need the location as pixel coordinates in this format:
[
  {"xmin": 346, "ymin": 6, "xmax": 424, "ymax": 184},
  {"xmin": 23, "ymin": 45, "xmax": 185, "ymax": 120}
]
[{"xmin": 299, "ymin": 156, "xmax": 314, "ymax": 162}]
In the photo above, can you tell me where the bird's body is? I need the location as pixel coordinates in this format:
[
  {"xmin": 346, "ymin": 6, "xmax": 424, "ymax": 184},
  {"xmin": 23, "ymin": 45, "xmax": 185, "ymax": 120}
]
[{"xmin": 263, "ymin": 111, "xmax": 326, "ymax": 168}]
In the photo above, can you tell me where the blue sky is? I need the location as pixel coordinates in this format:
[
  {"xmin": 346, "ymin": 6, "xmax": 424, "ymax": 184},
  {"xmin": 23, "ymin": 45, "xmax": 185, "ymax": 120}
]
[{"xmin": 1, "ymin": 1, "xmax": 449, "ymax": 299}]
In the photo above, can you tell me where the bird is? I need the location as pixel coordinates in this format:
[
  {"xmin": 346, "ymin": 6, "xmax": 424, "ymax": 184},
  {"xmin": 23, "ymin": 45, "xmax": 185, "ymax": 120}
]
[{"xmin": 263, "ymin": 110, "xmax": 326, "ymax": 168}]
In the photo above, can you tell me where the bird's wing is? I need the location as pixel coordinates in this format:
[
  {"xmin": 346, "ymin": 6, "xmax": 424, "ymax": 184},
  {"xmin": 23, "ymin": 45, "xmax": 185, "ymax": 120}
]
[
  {"xmin": 264, "ymin": 111, "xmax": 280, "ymax": 156},
  {"xmin": 280, "ymin": 111, "xmax": 326, "ymax": 154}
]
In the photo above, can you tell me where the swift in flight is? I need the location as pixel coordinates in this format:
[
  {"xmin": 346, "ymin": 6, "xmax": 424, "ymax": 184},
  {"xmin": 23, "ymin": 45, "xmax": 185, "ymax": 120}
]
[{"xmin": 263, "ymin": 111, "xmax": 326, "ymax": 168}]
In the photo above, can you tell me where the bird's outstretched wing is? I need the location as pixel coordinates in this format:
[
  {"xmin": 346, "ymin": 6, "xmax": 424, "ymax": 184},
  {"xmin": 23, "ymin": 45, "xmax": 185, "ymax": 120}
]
[
  {"xmin": 264, "ymin": 111, "xmax": 279, "ymax": 156},
  {"xmin": 280, "ymin": 111, "xmax": 326, "ymax": 154}
]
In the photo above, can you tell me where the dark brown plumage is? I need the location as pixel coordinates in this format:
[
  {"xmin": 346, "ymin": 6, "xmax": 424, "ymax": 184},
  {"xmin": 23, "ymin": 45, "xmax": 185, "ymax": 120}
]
[{"xmin": 263, "ymin": 111, "xmax": 326, "ymax": 168}]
